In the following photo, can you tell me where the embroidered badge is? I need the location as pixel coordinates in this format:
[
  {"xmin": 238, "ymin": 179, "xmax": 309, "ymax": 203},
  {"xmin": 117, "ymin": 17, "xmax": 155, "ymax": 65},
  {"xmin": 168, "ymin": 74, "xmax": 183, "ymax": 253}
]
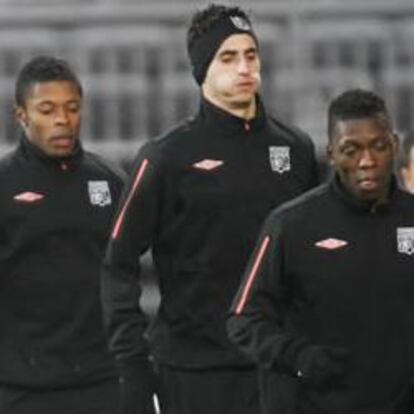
[
  {"xmin": 397, "ymin": 227, "xmax": 414, "ymax": 255},
  {"xmin": 315, "ymin": 238, "xmax": 348, "ymax": 250},
  {"xmin": 269, "ymin": 146, "xmax": 291, "ymax": 173},
  {"xmin": 14, "ymin": 191, "xmax": 44, "ymax": 203},
  {"xmin": 193, "ymin": 159, "xmax": 224, "ymax": 171},
  {"xmin": 88, "ymin": 181, "xmax": 111, "ymax": 207},
  {"xmin": 230, "ymin": 16, "xmax": 251, "ymax": 31}
]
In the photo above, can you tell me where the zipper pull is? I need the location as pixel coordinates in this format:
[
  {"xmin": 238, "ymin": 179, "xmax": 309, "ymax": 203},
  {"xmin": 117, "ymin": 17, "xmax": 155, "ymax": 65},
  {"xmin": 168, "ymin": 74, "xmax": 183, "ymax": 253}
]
[
  {"xmin": 244, "ymin": 121, "xmax": 251, "ymax": 132},
  {"xmin": 61, "ymin": 161, "xmax": 68, "ymax": 171}
]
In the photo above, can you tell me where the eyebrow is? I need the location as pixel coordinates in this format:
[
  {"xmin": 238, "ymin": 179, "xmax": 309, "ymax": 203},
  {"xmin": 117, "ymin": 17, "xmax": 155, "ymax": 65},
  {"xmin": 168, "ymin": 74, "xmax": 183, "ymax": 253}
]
[
  {"xmin": 35, "ymin": 98, "xmax": 80, "ymax": 105},
  {"xmin": 339, "ymin": 135, "xmax": 389, "ymax": 146},
  {"xmin": 218, "ymin": 46, "xmax": 257, "ymax": 58}
]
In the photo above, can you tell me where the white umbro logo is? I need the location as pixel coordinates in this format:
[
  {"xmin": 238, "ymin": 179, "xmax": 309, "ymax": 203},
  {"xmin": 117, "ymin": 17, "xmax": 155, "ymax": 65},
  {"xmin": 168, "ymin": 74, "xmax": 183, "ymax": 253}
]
[
  {"xmin": 315, "ymin": 238, "xmax": 348, "ymax": 250},
  {"xmin": 193, "ymin": 159, "xmax": 224, "ymax": 171}
]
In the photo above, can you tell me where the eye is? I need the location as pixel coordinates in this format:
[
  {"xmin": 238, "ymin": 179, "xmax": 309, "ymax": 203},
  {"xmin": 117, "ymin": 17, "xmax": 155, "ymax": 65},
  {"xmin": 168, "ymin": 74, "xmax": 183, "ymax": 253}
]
[
  {"xmin": 246, "ymin": 51, "xmax": 257, "ymax": 61},
  {"xmin": 67, "ymin": 102, "xmax": 81, "ymax": 113},
  {"xmin": 372, "ymin": 139, "xmax": 389, "ymax": 151},
  {"xmin": 37, "ymin": 104, "xmax": 54, "ymax": 115},
  {"xmin": 220, "ymin": 54, "xmax": 234, "ymax": 64},
  {"xmin": 341, "ymin": 144, "xmax": 358, "ymax": 157}
]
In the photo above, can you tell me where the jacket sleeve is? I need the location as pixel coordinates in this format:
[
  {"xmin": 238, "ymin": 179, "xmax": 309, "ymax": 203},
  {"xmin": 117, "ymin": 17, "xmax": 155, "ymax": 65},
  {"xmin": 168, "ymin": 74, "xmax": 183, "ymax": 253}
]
[
  {"xmin": 227, "ymin": 211, "xmax": 300, "ymax": 372},
  {"xmin": 307, "ymin": 137, "xmax": 320, "ymax": 190},
  {"xmin": 101, "ymin": 142, "xmax": 161, "ymax": 412},
  {"xmin": 297, "ymin": 128, "xmax": 320, "ymax": 190}
]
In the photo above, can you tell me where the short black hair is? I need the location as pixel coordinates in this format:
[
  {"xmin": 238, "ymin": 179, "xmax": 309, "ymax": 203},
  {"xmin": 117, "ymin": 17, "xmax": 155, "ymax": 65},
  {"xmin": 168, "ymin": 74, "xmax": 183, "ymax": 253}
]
[
  {"xmin": 15, "ymin": 55, "xmax": 82, "ymax": 107},
  {"xmin": 328, "ymin": 89, "xmax": 391, "ymax": 142},
  {"xmin": 187, "ymin": 4, "xmax": 251, "ymax": 51}
]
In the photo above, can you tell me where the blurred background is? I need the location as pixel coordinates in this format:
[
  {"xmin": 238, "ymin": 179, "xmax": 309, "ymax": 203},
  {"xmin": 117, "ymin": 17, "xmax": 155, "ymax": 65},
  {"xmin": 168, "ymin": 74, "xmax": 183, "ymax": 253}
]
[
  {"xmin": 1, "ymin": 0, "xmax": 414, "ymax": 167},
  {"xmin": 1, "ymin": 0, "xmax": 413, "ymax": 312}
]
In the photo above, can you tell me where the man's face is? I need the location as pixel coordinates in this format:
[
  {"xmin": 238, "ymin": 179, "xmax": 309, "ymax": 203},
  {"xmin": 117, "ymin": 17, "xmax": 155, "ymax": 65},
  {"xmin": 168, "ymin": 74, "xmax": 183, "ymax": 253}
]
[
  {"xmin": 400, "ymin": 146, "xmax": 414, "ymax": 193},
  {"xmin": 16, "ymin": 80, "xmax": 82, "ymax": 158},
  {"xmin": 202, "ymin": 33, "xmax": 261, "ymax": 112},
  {"xmin": 328, "ymin": 117, "xmax": 397, "ymax": 201}
]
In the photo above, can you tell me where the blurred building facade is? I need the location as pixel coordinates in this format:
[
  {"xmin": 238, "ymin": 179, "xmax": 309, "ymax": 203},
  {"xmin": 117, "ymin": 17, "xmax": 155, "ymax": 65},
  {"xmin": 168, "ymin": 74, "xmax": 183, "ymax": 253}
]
[{"xmin": 0, "ymin": 0, "xmax": 413, "ymax": 165}]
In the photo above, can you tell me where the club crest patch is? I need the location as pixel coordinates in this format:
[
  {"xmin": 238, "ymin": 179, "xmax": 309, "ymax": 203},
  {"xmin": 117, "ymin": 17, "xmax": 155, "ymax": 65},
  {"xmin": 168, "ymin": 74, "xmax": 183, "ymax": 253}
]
[
  {"xmin": 397, "ymin": 227, "xmax": 414, "ymax": 255},
  {"xmin": 88, "ymin": 181, "xmax": 111, "ymax": 207},
  {"xmin": 230, "ymin": 16, "xmax": 251, "ymax": 31},
  {"xmin": 269, "ymin": 146, "xmax": 291, "ymax": 173}
]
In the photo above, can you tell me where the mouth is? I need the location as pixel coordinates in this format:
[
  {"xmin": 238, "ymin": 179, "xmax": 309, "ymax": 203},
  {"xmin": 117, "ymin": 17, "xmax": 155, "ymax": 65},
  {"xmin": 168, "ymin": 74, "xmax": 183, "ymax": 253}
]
[
  {"xmin": 357, "ymin": 177, "xmax": 380, "ymax": 192},
  {"xmin": 50, "ymin": 134, "xmax": 74, "ymax": 148},
  {"xmin": 236, "ymin": 80, "xmax": 256, "ymax": 90}
]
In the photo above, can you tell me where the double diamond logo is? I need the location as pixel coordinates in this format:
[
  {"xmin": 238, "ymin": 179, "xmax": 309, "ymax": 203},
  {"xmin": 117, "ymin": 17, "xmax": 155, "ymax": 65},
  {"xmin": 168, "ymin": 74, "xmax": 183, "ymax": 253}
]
[
  {"xmin": 14, "ymin": 192, "xmax": 44, "ymax": 203},
  {"xmin": 315, "ymin": 238, "xmax": 348, "ymax": 250},
  {"xmin": 193, "ymin": 159, "xmax": 224, "ymax": 171}
]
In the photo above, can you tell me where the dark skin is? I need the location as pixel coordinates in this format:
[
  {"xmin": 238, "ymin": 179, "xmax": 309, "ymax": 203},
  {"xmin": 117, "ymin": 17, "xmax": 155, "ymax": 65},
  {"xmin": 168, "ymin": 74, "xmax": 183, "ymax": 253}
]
[
  {"xmin": 327, "ymin": 116, "xmax": 399, "ymax": 202},
  {"xmin": 15, "ymin": 81, "xmax": 82, "ymax": 158}
]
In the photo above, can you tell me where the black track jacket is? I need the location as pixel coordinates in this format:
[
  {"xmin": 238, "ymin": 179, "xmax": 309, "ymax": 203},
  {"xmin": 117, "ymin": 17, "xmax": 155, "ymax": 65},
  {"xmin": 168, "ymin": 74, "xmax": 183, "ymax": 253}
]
[
  {"xmin": 102, "ymin": 97, "xmax": 318, "ymax": 373},
  {"xmin": 228, "ymin": 175, "xmax": 414, "ymax": 413},
  {"xmin": 0, "ymin": 138, "xmax": 125, "ymax": 388}
]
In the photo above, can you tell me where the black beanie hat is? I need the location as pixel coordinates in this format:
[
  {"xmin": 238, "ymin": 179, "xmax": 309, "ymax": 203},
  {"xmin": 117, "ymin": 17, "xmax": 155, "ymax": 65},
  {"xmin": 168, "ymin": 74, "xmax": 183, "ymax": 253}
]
[{"xmin": 187, "ymin": 12, "xmax": 258, "ymax": 85}]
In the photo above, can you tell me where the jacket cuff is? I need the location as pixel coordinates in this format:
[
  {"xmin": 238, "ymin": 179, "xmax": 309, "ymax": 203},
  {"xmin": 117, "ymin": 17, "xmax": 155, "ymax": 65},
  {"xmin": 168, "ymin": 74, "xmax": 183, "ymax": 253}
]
[{"xmin": 116, "ymin": 354, "xmax": 153, "ymax": 380}]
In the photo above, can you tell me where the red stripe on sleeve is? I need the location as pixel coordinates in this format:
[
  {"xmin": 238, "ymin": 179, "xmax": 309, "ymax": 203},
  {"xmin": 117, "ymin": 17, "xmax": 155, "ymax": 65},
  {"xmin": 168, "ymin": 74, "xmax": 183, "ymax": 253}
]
[
  {"xmin": 235, "ymin": 235, "xmax": 271, "ymax": 315},
  {"xmin": 111, "ymin": 159, "xmax": 149, "ymax": 240}
]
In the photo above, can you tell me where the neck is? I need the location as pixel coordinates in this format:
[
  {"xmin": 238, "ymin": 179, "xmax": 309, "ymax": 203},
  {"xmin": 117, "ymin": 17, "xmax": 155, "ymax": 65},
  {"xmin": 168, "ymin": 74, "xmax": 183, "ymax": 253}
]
[{"xmin": 202, "ymin": 91, "xmax": 257, "ymax": 120}]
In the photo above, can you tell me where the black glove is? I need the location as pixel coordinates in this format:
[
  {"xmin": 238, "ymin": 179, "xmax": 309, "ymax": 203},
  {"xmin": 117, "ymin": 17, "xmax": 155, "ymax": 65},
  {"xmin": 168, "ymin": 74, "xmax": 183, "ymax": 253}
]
[
  {"xmin": 294, "ymin": 345, "xmax": 350, "ymax": 387},
  {"xmin": 281, "ymin": 339, "xmax": 350, "ymax": 388},
  {"xmin": 394, "ymin": 381, "xmax": 414, "ymax": 414},
  {"xmin": 118, "ymin": 354, "xmax": 157, "ymax": 414}
]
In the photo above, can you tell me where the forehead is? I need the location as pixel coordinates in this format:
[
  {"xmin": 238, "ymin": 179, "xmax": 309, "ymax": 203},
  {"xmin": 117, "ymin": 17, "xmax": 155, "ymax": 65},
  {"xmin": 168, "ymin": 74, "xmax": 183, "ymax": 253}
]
[
  {"xmin": 25, "ymin": 81, "xmax": 81, "ymax": 104},
  {"xmin": 215, "ymin": 33, "xmax": 257, "ymax": 55},
  {"xmin": 332, "ymin": 117, "xmax": 391, "ymax": 145}
]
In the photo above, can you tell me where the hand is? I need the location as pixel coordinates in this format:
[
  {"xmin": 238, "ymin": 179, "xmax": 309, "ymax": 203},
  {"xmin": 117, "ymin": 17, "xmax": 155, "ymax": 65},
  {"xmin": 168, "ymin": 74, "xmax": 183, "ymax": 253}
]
[
  {"xmin": 294, "ymin": 345, "xmax": 350, "ymax": 388},
  {"xmin": 394, "ymin": 381, "xmax": 414, "ymax": 414}
]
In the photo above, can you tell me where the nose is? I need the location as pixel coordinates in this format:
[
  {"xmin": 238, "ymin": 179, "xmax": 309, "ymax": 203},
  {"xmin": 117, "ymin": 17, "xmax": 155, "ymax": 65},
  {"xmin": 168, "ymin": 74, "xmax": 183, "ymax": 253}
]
[
  {"xmin": 54, "ymin": 108, "xmax": 69, "ymax": 125},
  {"xmin": 237, "ymin": 57, "xmax": 251, "ymax": 74},
  {"xmin": 359, "ymin": 149, "xmax": 376, "ymax": 168}
]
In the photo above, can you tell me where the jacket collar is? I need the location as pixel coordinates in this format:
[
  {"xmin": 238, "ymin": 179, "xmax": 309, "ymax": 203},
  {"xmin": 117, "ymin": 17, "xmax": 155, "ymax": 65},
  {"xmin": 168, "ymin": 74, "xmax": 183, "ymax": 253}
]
[
  {"xmin": 19, "ymin": 135, "xmax": 83, "ymax": 172},
  {"xmin": 329, "ymin": 172, "xmax": 397, "ymax": 214},
  {"xmin": 198, "ymin": 94, "xmax": 267, "ymax": 137}
]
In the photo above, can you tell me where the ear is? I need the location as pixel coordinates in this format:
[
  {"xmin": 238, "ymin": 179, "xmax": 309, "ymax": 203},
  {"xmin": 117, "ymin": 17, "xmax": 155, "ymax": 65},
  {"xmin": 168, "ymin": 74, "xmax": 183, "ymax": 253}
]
[
  {"xmin": 401, "ymin": 166, "xmax": 409, "ymax": 184},
  {"xmin": 15, "ymin": 105, "xmax": 28, "ymax": 130},
  {"xmin": 391, "ymin": 132, "xmax": 399, "ymax": 153},
  {"xmin": 326, "ymin": 143, "xmax": 335, "ymax": 166}
]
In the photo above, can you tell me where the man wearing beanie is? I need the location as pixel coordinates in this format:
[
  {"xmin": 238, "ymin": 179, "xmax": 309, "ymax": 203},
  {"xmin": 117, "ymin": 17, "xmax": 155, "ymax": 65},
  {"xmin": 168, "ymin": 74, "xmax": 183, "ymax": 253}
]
[{"xmin": 102, "ymin": 4, "xmax": 318, "ymax": 414}]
